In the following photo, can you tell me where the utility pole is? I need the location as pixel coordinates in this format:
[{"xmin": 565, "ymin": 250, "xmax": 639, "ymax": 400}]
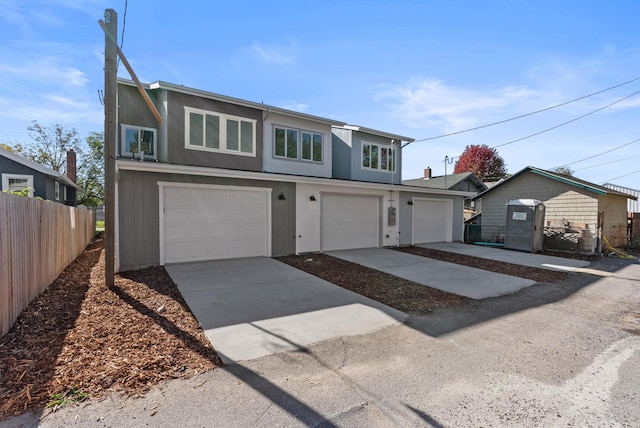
[{"xmin": 103, "ymin": 9, "xmax": 117, "ymax": 288}]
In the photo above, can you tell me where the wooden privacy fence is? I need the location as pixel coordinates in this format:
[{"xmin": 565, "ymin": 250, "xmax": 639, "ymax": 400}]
[{"xmin": 0, "ymin": 192, "xmax": 95, "ymax": 336}]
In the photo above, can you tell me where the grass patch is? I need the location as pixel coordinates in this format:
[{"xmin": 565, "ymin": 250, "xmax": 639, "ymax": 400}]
[
  {"xmin": 47, "ymin": 386, "xmax": 88, "ymax": 410},
  {"xmin": 95, "ymin": 220, "xmax": 105, "ymax": 231}
]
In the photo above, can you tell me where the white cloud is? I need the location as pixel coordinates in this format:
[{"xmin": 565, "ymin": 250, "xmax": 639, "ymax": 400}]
[
  {"xmin": 246, "ymin": 41, "xmax": 297, "ymax": 65},
  {"xmin": 375, "ymin": 77, "xmax": 536, "ymax": 132},
  {"xmin": 0, "ymin": 56, "xmax": 88, "ymax": 87},
  {"xmin": 278, "ymin": 101, "xmax": 309, "ymax": 112}
]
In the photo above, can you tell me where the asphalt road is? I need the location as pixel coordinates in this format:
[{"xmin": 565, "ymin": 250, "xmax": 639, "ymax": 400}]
[{"xmin": 4, "ymin": 256, "xmax": 640, "ymax": 427}]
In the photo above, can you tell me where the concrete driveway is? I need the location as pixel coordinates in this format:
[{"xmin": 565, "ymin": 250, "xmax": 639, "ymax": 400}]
[
  {"xmin": 165, "ymin": 257, "xmax": 406, "ymax": 364},
  {"xmin": 419, "ymin": 242, "xmax": 591, "ymax": 271},
  {"xmin": 328, "ymin": 247, "xmax": 536, "ymax": 299}
]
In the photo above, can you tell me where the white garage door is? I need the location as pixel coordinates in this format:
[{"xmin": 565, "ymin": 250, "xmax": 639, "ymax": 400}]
[
  {"xmin": 322, "ymin": 194, "xmax": 379, "ymax": 251},
  {"xmin": 162, "ymin": 185, "xmax": 270, "ymax": 264},
  {"xmin": 412, "ymin": 199, "xmax": 452, "ymax": 244}
]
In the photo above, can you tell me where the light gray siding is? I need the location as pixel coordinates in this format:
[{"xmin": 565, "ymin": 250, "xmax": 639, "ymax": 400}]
[
  {"xmin": 331, "ymin": 127, "xmax": 352, "ymax": 180},
  {"xmin": 331, "ymin": 129, "xmax": 402, "ymax": 185},
  {"xmin": 263, "ymin": 112, "xmax": 333, "ymax": 178},
  {"xmin": 117, "ymin": 168, "xmax": 295, "ymax": 271},
  {"xmin": 398, "ymin": 191, "xmax": 465, "ymax": 245}
]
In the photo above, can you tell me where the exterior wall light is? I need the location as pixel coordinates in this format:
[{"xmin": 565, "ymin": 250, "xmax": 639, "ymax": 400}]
[{"xmin": 309, "ymin": 195, "xmax": 317, "ymax": 201}]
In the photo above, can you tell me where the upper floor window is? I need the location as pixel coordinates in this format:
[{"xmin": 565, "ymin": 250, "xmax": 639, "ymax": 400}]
[
  {"xmin": 362, "ymin": 143, "xmax": 396, "ymax": 172},
  {"xmin": 55, "ymin": 181, "xmax": 60, "ymax": 200},
  {"xmin": 274, "ymin": 126, "xmax": 323, "ymax": 163},
  {"xmin": 121, "ymin": 124, "xmax": 157, "ymax": 160},
  {"xmin": 1, "ymin": 173, "xmax": 33, "ymax": 197},
  {"xmin": 185, "ymin": 107, "xmax": 256, "ymax": 156}
]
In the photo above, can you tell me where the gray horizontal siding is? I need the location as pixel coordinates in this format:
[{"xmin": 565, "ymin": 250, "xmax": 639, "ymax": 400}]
[{"xmin": 117, "ymin": 169, "xmax": 295, "ymax": 271}]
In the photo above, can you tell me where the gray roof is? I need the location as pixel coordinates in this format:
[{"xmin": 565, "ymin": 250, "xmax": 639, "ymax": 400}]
[
  {"xmin": 403, "ymin": 172, "xmax": 487, "ymax": 191},
  {"xmin": 474, "ymin": 166, "xmax": 635, "ymax": 201},
  {"xmin": 0, "ymin": 147, "xmax": 79, "ymax": 189}
]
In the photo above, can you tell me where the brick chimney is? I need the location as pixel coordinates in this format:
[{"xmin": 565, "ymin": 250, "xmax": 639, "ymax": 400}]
[
  {"xmin": 66, "ymin": 149, "xmax": 77, "ymax": 183},
  {"xmin": 423, "ymin": 167, "xmax": 432, "ymax": 179}
]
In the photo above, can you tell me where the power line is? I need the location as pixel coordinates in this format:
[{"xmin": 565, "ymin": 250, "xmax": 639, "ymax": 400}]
[
  {"xmin": 554, "ymin": 137, "xmax": 640, "ymax": 169},
  {"xmin": 405, "ymin": 75, "xmax": 640, "ymax": 146},
  {"xmin": 573, "ymin": 154, "xmax": 640, "ymax": 171},
  {"xmin": 492, "ymin": 89, "xmax": 640, "ymax": 149},
  {"xmin": 603, "ymin": 168, "xmax": 640, "ymax": 183},
  {"xmin": 116, "ymin": 0, "xmax": 128, "ymax": 72}
]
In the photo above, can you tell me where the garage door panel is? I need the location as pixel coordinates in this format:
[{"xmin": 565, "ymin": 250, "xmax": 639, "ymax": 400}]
[
  {"xmin": 322, "ymin": 195, "xmax": 379, "ymax": 251},
  {"xmin": 413, "ymin": 199, "xmax": 452, "ymax": 244},
  {"xmin": 162, "ymin": 185, "xmax": 270, "ymax": 264}
]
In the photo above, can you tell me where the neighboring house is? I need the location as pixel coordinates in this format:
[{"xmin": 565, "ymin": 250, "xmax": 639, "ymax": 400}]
[
  {"xmin": 403, "ymin": 168, "xmax": 488, "ymax": 220},
  {"xmin": 0, "ymin": 147, "xmax": 78, "ymax": 205},
  {"xmin": 473, "ymin": 166, "xmax": 636, "ymax": 252},
  {"xmin": 115, "ymin": 78, "xmax": 474, "ymax": 271},
  {"xmin": 603, "ymin": 183, "xmax": 640, "ymax": 213}
]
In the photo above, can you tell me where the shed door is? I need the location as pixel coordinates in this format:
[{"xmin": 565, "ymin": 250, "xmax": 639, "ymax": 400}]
[
  {"xmin": 322, "ymin": 194, "xmax": 379, "ymax": 251},
  {"xmin": 162, "ymin": 185, "xmax": 270, "ymax": 264},
  {"xmin": 412, "ymin": 199, "xmax": 453, "ymax": 244}
]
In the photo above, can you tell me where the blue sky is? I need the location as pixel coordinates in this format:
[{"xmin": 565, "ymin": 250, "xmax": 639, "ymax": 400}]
[{"xmin": 1, "ymin": 0, "xmax": 639, "ymax": 189}]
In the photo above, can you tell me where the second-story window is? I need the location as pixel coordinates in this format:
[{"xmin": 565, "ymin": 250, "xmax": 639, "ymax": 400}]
[
  {"xmin": 185, "ymin": 107, "xmax": 256, "ymax": 156},
  {"xmin": 362, "ymin": 143, "xmax": 396, "ymax": 172},
  {"xmin": 121, "ymin": 124, "xmax": 157, "ymax": 159},
  {"xmin": 274, "ymin": 126, "xmax": 323, "ymax": 163}
]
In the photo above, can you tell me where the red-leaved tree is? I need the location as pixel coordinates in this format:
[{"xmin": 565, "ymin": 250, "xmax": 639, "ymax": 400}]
[{"xmin": 453, "ymin": 144, "xmax": 507, "ymax": 179}]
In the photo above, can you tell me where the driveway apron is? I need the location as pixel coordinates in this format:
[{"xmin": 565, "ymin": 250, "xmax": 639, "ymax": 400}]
[
  {"xmin": 328, "ymin": 248, "xmax": 536, "ymax": 299},
  {"xmin": 418, "ymin": 242, "xmax": 591, "ymax": 271},
  {"xmin": 165, "ymin": 257, "xmax": 407, "ymax": 364}
]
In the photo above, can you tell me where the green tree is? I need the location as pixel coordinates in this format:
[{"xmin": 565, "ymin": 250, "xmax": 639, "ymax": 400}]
[
  {"xmin": 76, "ymin": 132, "xmax": 104, "ymax": 207},
  {"xmin": 552, "ymin": 166, "xmax": 573, "ymax": 176},
  {"xmin": 13, "ymin": 121, "xmax": 104, "ymax": 207},
  {"xmin": 24, "ymin": 121, "xmax": 83, "ymax": 172},
  {"xmin": 453, "ymin": 144, "xmax": 507, "ymax": 180}
]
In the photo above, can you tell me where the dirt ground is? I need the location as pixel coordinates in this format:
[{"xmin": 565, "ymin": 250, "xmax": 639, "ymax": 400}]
[{"xmin": 1, "ymin": 238, "xmax": 633, "ymax": 421}]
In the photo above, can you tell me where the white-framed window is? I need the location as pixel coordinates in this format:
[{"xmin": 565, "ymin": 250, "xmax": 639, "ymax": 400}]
[
  {"xmin": 185, "ymin": 107, "xmax": 256, "ymax": 156},
  {"xmin": 55, "ymin": 181, "xmax": 60, "ymax": 200},
  {"xmin": 121, "ymin": 124, "xmax": 157, "ymax": 159},
  {"xmin": 362, "ymin": 143, "xmax": 396, "ymax": 172},
  {"xmin": 274, "ymin": 126, "xmax": 323, "ymax": 163},
  {"xmin": 1, "ymin": 173, "xmax": 34, "ymax": 197}
]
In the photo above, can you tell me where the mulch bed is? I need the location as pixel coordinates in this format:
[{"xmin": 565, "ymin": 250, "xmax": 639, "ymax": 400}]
[
  {"xmin": 276, "ymin": 253, "xmax": 471, "ymax": 315},
  {"xmin": 0, "ymin": 237, "xmax": 222, "ymax": 421},
  {"xmin": 394, "ymin": 246, "xmax": 569, "ymax": 283}
]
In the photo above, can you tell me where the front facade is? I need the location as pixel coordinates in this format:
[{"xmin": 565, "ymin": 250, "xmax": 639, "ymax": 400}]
[
  {"xmin": 474, "ymin": 167, "xmax": 633, "ymax": 251},
  {"xmin": 0, "ymin": 147, "xmax": 78, "ymax": 205},
  {"xmin": 115, "ymin": 79, "xmax": 472, "ymax": 271}
]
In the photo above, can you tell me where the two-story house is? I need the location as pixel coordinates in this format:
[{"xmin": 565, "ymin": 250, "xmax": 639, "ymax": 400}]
[
  {"xmin": 115, "ymin": 79, "xmax": 473, "ymax": 271},
  {"xmin": 0, "ymin": 147, "xmax": 78, "ymax": 205}
]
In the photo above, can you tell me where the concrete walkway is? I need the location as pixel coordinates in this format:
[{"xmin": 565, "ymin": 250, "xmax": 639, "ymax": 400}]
[
  {"xmin": 418, "ymin": 242, "xmax": 591, "ymax": 271},
  {"xmin": 328, "ymin": 248, "xmax": 536, "ymax": 299},
  {"xmin": 165, "ymin": 257, "xmax": 407, "ymax": 364}
]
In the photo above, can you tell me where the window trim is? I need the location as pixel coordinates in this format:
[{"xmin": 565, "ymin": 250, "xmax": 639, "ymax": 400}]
[
  {"xmin": 120, "ymin": 124, "xmax": 157, "ymax": 160},
  {"xmin": 361, "ymin": 142, "xmax": 396, "ymax": 172},
  {"xmin": 273, "ymin": 124, "xmax": 324, "ymax": 163},
  {"xmin": 1, "ymin": 173, "xmax": 34, "ymax": 197},
  {"xmin": 184, "ymin": 106, "xmax": 257, "ymax": 157}
]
